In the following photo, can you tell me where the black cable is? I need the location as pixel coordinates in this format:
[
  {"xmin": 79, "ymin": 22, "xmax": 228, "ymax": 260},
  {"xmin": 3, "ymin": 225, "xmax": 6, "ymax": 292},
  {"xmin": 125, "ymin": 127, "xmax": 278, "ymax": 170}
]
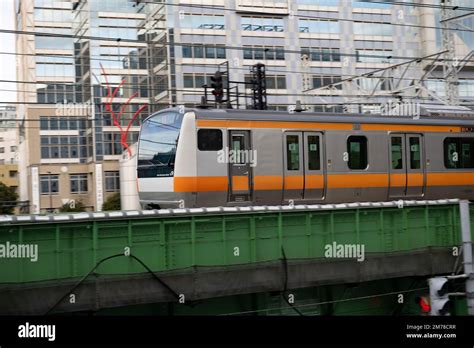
[
  {"xmin": 70, "ymin": 0, "xmax": 474, "ymax": 33},
  {"xmin": 280, "ymin": 246, "xmax": 305, "ymax": 316},
  {"xmin": 44, "ymin": 252, "xmax": 181, "ymax": 315}
]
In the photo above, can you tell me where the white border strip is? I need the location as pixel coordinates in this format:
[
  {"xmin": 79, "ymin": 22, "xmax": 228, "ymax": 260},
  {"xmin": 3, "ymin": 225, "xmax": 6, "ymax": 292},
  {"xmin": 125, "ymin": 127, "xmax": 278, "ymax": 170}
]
[{"xmin": 0, "ymin": 199, "xmax": 461, "ymax": 224}]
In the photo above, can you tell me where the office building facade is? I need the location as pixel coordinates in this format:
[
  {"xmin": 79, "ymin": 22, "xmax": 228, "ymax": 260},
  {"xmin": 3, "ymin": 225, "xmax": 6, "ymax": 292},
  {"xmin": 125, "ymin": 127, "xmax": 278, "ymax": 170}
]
[{"xmin": 16, "ymin": 0, "xmax": 474, "ymax": 212}]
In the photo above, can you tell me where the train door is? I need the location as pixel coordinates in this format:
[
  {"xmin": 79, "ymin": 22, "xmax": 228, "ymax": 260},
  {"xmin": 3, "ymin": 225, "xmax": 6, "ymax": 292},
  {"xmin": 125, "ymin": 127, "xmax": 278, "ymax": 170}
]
[
  {"xmin": 303, "ymin": 132, "xmax": 325, "ymax": 200},
  {"xmin": 228, "ymin": 130, "xmax": 252, "ymax": 202},
  {"xmin": 283, "ymin": 132, "xmax": 325, "ymax": 202},
  {"xmin": 389, "ymin": 133, "xmax": 425, "ymax": 198}
]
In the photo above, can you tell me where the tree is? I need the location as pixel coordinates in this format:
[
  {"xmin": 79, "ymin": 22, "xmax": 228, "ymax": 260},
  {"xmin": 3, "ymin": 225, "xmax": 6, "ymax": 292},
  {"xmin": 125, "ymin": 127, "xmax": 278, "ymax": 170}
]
[
  {"xmin": 102, "ymin": 193, "xmax": 121, "ymax": 211},
  {"xmin": 59, "ymin": 200, "xmax": 86, "ymax": 213},
  {"xmin": 0, "ymin": 182, "xmax": 18, "ymax": 214}
]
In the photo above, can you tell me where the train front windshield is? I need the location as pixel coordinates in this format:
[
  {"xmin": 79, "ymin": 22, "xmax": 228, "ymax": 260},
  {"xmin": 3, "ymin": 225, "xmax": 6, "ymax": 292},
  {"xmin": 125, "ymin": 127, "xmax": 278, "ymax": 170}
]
[{"xmin": 137, "ymin": 112, "xmax": 184, "ymax": 178}]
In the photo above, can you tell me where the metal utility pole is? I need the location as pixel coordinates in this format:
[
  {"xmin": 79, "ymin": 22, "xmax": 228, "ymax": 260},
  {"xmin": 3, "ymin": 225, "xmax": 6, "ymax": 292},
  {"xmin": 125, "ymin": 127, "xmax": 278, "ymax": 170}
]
[
  {"xmin": 440, "ymin": 0, "xmax": 459, "ymax": 105},
  {"xmin": 460, "ymin": 200, "xmax": 474, "ymax": 315},
  {"xmin": 47, "ymin": 171, "xmax": 53, "ymax": 213},
  {"xmin": 301, "ymin": 53, "xmax": 311, "ymax": 110}
]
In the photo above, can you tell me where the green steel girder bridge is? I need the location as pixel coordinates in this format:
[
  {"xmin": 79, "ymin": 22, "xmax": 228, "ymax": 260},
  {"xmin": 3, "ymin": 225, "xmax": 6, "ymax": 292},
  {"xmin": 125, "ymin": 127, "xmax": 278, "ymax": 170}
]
[{"xmin": 0, "ymin": 199, "xmax": 471, "ymax": 315}]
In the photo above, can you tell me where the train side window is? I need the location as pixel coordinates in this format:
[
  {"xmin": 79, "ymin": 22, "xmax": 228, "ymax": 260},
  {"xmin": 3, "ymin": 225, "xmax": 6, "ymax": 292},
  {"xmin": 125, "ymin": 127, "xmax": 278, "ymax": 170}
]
[
  {"xmin": 409, "ymin": 137, "xmax": 421, "ymax": 169},
  {"xmin": 391, "ymin": 137, "xmax": 403, "ymax": 169},
  {"xmin": 444, "ymin": 137, "xmax": 474, "ymax": 169},
  {"xmin": 286, "ymin": 135, "xmax": 300, "ymax": 170},
  {"xmin": 307, "ymin": 135, "xmax": 320, "ymax": 170},
  {"xmin": 347, "ymin": 136, "xmax": 368, "ymax": 170},
  {"xmin": 198, "ymin": 129, "xmax": 223, "ymax": 151}
]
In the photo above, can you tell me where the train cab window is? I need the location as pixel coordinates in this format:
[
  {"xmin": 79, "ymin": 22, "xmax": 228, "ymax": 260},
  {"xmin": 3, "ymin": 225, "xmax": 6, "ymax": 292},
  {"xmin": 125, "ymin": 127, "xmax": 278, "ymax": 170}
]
[
  {"xmin": 444, "ymin": 137, "xmax": 474, "ymax": 169},
  {"xmin": 286, "ymin": 135, "xmax": 300, "ymax": 170},
  {"xmin": 391, "ymin": 137, "xmax": 403, "ymax": 169},
  {"xmin": 307, "ymin": 135, "xmax": 320, "ymax": 170},
  {"xmin": 409, "ymin": 137, "xmax": 421, "ymax": 169},
  {"xmin": 347, "ymin": 136, "xmax": 368, "ymax": 170},
  {"xmin": 198, "ymin": 129, "xmax": 223, "ymax": 151}
]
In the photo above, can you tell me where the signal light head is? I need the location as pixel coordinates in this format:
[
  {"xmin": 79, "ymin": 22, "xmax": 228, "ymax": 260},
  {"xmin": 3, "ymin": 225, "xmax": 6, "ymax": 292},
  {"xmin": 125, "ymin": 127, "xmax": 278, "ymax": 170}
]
[
  {"xmin": 211, "ymin": 70, "xmax": 224, "ymax": 102},
  {"xmin": 415, "ymin": 296, "xmax": 431, "ymax": 313}
]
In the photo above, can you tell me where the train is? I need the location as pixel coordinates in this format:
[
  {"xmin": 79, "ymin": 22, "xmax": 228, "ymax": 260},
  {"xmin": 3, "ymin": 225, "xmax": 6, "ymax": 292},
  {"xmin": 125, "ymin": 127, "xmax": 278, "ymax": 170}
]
[{"xmin": 136, "ymin": 107, "xmax": 474, "ymax": 209}]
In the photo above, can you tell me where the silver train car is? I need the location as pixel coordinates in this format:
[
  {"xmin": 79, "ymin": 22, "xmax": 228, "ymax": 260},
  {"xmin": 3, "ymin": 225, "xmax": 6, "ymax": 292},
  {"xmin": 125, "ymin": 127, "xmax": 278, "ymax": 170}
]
[{"xmin": 137, "ymin": 107, "xmax": 474, "ymax": 209}]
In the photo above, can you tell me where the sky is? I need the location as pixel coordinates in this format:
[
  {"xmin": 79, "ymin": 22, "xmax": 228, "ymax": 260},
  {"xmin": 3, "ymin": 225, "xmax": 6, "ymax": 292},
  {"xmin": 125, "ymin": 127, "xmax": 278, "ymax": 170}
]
[{"xmin": 0, "ymin": 0, "xmax": 16, "ymax": 106}]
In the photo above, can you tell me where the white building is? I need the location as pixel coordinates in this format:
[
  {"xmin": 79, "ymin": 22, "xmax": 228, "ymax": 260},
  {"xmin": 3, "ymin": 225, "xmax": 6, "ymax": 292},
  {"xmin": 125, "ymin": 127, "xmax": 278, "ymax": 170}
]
[{"xmin": 0, "ymin": 106, "xmax": 19, "ymax": 165}]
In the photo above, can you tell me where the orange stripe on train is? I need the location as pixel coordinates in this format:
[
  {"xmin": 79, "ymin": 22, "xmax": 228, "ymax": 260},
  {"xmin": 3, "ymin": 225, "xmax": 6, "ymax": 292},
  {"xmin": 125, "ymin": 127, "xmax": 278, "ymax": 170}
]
[
  {"xmin": 196, "ymin": 119, "xmax": 461, "ymax": 133},
  {"xmin": 173, "ymin": 172, "xmax": 474, "ymax": 192}
]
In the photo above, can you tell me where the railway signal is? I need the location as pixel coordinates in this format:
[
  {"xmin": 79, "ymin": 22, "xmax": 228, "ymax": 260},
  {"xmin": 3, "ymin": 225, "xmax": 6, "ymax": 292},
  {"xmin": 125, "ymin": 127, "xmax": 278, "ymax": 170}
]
[
  {"xmin": 414, "ymin": 295, "xmax": 430, "ymax": 315},
  {"xmin": 428, "ymin": 277, "xmax": 451, "ymax": 316},
  {"xmin": 211, "ymin": 71, "xmax": 224, "ymax": 103}
]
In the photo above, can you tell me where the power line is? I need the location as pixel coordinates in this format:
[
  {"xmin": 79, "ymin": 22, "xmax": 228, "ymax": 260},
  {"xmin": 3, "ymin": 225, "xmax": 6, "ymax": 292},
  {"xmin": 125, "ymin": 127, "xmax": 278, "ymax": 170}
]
[
  {"xmin": 135, "ymin": 0, "xmax": 474, "ymax": 18},
  {"xmin": 354, "ymin": 0, "xmax": 474, "ymax": 11},
  {"xmin": 141, "ymin": 0, "xmax": 474, "ymax": 33},
  {"xmin": 5, "ymin": 4, "xmax": 474, "ymax": 48},
  {"xmin": 4, "ymin": 46, "xmax": 474, "ymax": 73},
  {"xmin": 219, "ymin": 286, "xmax": 428, "ymax": 316}
]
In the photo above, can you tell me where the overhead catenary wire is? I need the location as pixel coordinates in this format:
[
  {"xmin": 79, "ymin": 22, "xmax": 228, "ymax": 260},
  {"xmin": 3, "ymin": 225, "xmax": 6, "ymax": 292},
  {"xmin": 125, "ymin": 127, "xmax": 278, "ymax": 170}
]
[
  {"xmin": 7, "ymin": 48, "xmax": 474, "ymax": 73},
  {"xmin": 68, "ymin": 0, "xmax": 474, "ymax": 33},
  {"xmin": 9, "ymin": 0, "xmax": 471, "ymax": 94},
  {"xmin": 4, "ymin": 3, "xmax": 474, "ymax": 47},
  {"xmin": 157, "ymin": 0, "xmax": 474, "ymax": 13},
  {"xmin": 4, "ymin": 5, "xmax": 474, "ymax": 110},
  {"xmin": 6, "ymin": 3, "xmax": 474, "ymax": 96}
]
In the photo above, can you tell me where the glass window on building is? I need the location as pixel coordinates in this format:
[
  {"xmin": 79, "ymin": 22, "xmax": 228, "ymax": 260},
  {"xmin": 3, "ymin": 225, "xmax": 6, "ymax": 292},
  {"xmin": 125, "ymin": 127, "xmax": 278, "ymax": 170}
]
[
  {"xmin": 299, "ymin": 19, "xmax": 339, "ymax": 33},
  {"xmin": 313, "ymin": 105, "xmax": 344, "ymax": 113},
  {"xmin": 70, "ymin": 174, "xmax": 88, "ymax": 194},
  {"xmin": 353, "ymin": 23, "xmax": 393, "ymax": 36},
  {"xmin": 459, "ymin": 80, "xmax": 474, "ymax": 97},
  {"xmin": 105, "ymin": 171, "xmax": 120, "ymax": 192},
  {"xmin": 357, "ymin": 77, "xmax": 392, "ymax": 91},
  {"xmin": 103, "ymin": 132, "xmax": 138, "ymax": 156},
  {"xmin": 40, "ymin": 135, "xmax": 80, "ymax": 159},
  {"xmin": 299, "ymin": 0, "xmax": 338, "ymax": 4},
  {"xmin": 353, "ymin": 0, "xmax": 392, "ymax": 8},
  {"xmin": 182, "ymin": 45, "xmax": 193, "ymax": 58},
  {"xmin": 40, "ymin": 174, "xmax": 59, "ymax": 195},
  {"xmin": 183, "ymin": 74, "xmax": 194, "ymax": 88},
  {"xmin": 181, "ymin": 44, "xmax": 226, "ymax": 59},
  {"xmin": 216, "ymin": 46, "xmax": 226, "ymax": 58},
  {"xmin": 302, "ymin": 47, "xmax": 341, "ymax": 62},
  {"xmin": 243, "ymin": 46, "xmax": 285, "ymax": 61},
  {"xmin": 241, "ymin": 16, "xmax": 284, "ymax": 32},
  {"xmin": 181, "ymin": 14, "xmax": 225, "ymax": 30},
  {"xmin": 312, "ymin": 75, "xmax": 342, "ymax": 90},
  {"xmin": 356, "ymin": 49, "xmax": 393, "ymax": 63},
  {"xmin": 194, "ymin": 45, "xmax": 204, "ymax": 58}
]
